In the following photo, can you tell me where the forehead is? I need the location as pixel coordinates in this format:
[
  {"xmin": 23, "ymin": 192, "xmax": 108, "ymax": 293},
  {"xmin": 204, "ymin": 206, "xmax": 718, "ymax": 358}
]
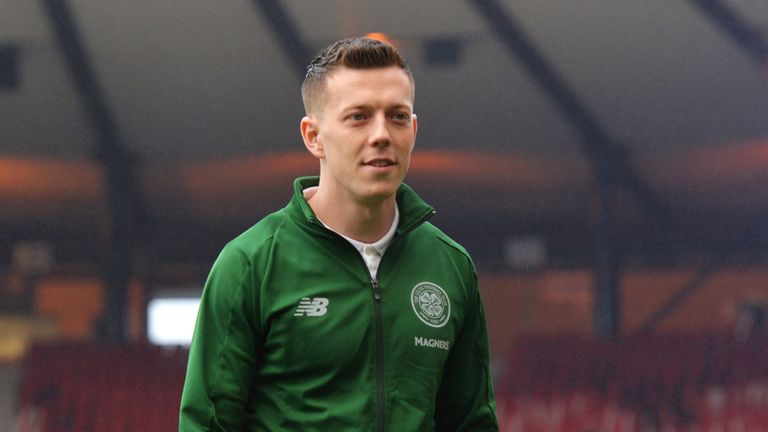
[{"xmin": 322, "ymin": 66, "xmax": 414, "ymax": 112}]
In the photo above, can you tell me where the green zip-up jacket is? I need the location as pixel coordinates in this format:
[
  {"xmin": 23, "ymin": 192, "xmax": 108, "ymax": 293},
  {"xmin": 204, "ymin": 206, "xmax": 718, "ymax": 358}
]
[{"xmin": 180, "ymin": 177, "xmax": 498, "ymax": 431}]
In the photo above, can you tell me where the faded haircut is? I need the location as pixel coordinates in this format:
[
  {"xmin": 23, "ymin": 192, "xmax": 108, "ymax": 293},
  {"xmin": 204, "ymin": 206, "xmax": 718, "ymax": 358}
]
[{"xmin": 301, "ymin": 37, "xmax": 414, "ymax": 115}]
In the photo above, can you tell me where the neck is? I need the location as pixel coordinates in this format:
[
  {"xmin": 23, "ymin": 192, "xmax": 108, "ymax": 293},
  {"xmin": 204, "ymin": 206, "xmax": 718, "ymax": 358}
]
[{"xmin": 306, "ymin": 186, "xmax": 397, "ymax": 244}]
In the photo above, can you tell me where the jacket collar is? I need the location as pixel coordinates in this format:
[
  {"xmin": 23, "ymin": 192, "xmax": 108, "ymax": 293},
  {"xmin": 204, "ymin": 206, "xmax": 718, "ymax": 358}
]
[{"xmin": 288, "ymin": 176, "xmax": 435, "ymax": 237}]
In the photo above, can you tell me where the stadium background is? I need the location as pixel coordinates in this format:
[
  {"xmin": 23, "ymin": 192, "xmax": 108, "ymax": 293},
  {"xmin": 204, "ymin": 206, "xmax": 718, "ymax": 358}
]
[{"xmin": 2, "ymin": 0, "xmax": 768, "ymax": 430}]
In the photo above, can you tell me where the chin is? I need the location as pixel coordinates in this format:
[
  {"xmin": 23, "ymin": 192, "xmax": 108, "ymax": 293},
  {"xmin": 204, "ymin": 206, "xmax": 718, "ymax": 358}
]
[{"xmin": 357, "ymin": 184, "xmax": 399, "ymax": 204}]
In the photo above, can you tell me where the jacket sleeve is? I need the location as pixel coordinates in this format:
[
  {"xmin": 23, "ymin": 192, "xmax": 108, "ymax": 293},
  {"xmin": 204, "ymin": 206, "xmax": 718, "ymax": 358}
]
[
  {"xmin": 434, "ymin": 269, "xmax": 499, "ymax": 431},
  {"xmin": 179, "ymin": 245, "xmax": 260, "ymax": 431}
]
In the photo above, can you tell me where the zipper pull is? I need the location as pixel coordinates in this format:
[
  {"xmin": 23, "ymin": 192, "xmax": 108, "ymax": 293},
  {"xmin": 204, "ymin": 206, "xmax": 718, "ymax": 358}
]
[{"xmin": 371, "ymin": 279, "xmax": 381, "ymax": 301}]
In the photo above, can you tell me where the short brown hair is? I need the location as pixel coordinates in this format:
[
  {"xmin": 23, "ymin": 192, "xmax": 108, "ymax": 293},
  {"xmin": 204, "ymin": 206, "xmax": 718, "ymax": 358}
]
[{"xmin": 301, "ymin": 37, "xmax": 414, "ymax": 115}]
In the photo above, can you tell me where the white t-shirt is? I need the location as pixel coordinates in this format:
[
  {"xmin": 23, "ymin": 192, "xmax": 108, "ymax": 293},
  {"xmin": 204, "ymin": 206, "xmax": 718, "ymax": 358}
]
[
  {"xmin": 332, "ymin": 206, "xmax": 399, "ymax": 279},
  {"xmin": 303, "ymin": 186, "xmax": 399, "ymax": 279}
]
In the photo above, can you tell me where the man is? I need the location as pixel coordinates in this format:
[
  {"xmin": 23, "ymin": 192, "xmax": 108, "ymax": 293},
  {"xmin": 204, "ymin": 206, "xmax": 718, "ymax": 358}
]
[{"xmin": 180, "ymin": 37, "xmax": 498, "ymax": 431}]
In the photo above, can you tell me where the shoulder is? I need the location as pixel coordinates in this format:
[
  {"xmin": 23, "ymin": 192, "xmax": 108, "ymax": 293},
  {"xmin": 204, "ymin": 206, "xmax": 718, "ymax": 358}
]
[
  {"xmin": 418, "ymin": 222, "xmax": 472, "ymax": 260},
  {"xmin": 217, "ymin": 209, "xmax": 291, "ymax": 264},
  {"xmin": 410, "ymin": 223, "xmax": 481, "ymax": 313},
  {"xmin": 411, "ymin": 222, "xmax": 476, "ymax": 275}
]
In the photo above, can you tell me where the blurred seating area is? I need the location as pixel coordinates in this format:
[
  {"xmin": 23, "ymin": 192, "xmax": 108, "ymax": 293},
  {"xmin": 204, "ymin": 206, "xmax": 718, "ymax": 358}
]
[
  {"xmin": 15, "ymin": 343, "xmax": 186, "ymax": 431},
  {"xmin": 13, "ymin": 333, "xmax": 768, "ymax": 431},
  {"xmin": 496, "ymin": 334, "xmax": 768, "ymax": 431}
]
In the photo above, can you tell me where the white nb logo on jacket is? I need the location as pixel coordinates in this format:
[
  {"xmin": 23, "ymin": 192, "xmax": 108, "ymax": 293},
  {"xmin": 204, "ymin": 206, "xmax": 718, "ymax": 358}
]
[{"xmin": 294, "ymin": 297, "xmax": 329, "ymax": 317}]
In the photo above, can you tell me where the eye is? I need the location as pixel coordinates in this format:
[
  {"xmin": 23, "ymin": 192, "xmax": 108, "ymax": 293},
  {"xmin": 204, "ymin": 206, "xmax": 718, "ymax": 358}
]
[
  {"xmin": 349, "ymin": 112, "xmax": 368, "ymax": 121},
  {"xmin": 391, "ymin": 112, "xmax": 411, "ymax": 122}
]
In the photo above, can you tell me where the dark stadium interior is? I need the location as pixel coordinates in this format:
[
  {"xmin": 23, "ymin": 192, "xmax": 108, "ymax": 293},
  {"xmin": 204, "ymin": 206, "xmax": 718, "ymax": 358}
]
[{"xmin": 1, "ymin": 0, "xmax": 768, "ymax": 430}]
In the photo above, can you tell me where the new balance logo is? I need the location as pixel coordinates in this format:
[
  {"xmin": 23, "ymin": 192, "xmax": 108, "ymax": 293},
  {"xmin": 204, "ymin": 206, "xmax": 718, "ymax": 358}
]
[{"xmin": 294, "ymin": 297, "xmax": 329, "ymax": 317}]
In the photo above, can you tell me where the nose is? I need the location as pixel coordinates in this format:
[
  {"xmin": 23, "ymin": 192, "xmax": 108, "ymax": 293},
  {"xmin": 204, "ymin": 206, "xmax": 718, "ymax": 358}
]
[{"xmin": 369, "ymin": 113, "xmax": 391, "ymax": 147}]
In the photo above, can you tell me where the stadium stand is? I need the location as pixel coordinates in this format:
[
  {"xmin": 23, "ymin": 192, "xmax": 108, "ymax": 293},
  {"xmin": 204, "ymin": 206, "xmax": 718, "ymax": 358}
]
[
  {"xmin": 14, "ymin": 333, "xmax": 768, "ymax": 431},
  {"xmin": 16, "ymin": 343, "xmax": 186, "ymax": 431},
  {"xmin": 497, "ymin": 334, "xmax": 768, "ymax": 431}
]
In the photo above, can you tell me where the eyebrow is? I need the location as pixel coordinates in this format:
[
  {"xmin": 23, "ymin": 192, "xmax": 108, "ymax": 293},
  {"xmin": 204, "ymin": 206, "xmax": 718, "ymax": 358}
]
[
  {"xmin": 341, "ymin": 104, "xmax": 371, "ymax": 113},
  {"xmin": 340, "ymin": 103, "xmax": 412, "ymax": 113},
  {"xmin": 388, "ymin": 103, "xmax": 413, "ymax": 112}
]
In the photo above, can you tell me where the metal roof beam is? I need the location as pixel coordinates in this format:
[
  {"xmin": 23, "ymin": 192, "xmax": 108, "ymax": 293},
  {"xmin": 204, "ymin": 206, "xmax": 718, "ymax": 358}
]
[
  {"xmin": 467, "ymin": 0, "xmax": 672, "ymax": 340},
  {"xmin": 40, "ymin": 0, "xmax": 140, "ymax": 342},
  {"xmin": 466, "ymin": 0, "xmax": 669, "ymax": 221},
  {"xmin": 689, "ymin": 0, "xmax": 768, "ymax": 68},
  {"xmin": 250, "ymin": 0, "xmax": 313, "ymax": 80}
]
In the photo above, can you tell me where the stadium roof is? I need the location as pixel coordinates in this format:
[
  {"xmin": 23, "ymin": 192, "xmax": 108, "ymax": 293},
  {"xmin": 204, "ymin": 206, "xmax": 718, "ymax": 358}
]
[{"xmin": 2, "ymin": 0, "xmax": 767, "ymax": 270}]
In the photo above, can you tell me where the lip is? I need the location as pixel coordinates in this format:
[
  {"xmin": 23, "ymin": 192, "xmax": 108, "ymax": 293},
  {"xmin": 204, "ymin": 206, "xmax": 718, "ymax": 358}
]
[{"xmin": 362, "ymin": 158, "xmax": 397, "ymax": 168}]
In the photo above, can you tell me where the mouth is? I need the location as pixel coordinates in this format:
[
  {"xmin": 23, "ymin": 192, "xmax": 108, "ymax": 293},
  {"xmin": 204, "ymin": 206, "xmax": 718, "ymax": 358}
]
[{"xmin": 362, "ymin": 158, "xmax": 396, "ymax": 168}]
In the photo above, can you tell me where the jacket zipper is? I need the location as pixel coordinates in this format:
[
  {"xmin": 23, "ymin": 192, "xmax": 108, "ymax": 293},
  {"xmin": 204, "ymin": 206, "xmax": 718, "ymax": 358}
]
[
  {"xmin": 370, "ymin": 277, "xmax": 385, "ymax": 432},
  {"xmin": 365, "ymin": 218, "xmax": 431, "ymax": 432},
  {"xmin": 309, "ymin": 211, "xmax": 435, "ymax": 431}
]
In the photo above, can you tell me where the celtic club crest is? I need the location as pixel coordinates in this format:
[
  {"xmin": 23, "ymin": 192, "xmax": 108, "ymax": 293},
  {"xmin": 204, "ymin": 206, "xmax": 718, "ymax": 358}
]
[{"xmin": 410, "ymin": 282, "xmax": 450, "ymax": 328}]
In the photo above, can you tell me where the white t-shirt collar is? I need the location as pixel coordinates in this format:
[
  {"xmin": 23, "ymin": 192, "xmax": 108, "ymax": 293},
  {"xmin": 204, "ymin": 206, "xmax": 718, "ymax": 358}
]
[
  {"xmin": 337, "ymin": 205, "xmax": 399, "ymax": 257},
  {"xmin": 302, "ymin": 186, "xmax": 399, "ymax": 278}
]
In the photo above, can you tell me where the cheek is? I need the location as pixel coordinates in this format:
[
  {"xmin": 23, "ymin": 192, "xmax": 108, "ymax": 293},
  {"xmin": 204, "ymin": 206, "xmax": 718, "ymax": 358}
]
[
  {"xmin": 321, "ymin": 142, "xmax": 357, "ymax": 167},
  {"xmin": 398, "ymin": 136, "xmax": 416, "ymax": 154}
]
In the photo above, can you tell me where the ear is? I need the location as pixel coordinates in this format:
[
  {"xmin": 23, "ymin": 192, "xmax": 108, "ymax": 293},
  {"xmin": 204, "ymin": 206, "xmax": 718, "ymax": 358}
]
[
  {"xmin": 301, "ymin": 116, "xmax": 323, "ymax": 159},
  {"xmin": 411, "ymin": 113, "xmax": 418, "ymax": 141}
]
